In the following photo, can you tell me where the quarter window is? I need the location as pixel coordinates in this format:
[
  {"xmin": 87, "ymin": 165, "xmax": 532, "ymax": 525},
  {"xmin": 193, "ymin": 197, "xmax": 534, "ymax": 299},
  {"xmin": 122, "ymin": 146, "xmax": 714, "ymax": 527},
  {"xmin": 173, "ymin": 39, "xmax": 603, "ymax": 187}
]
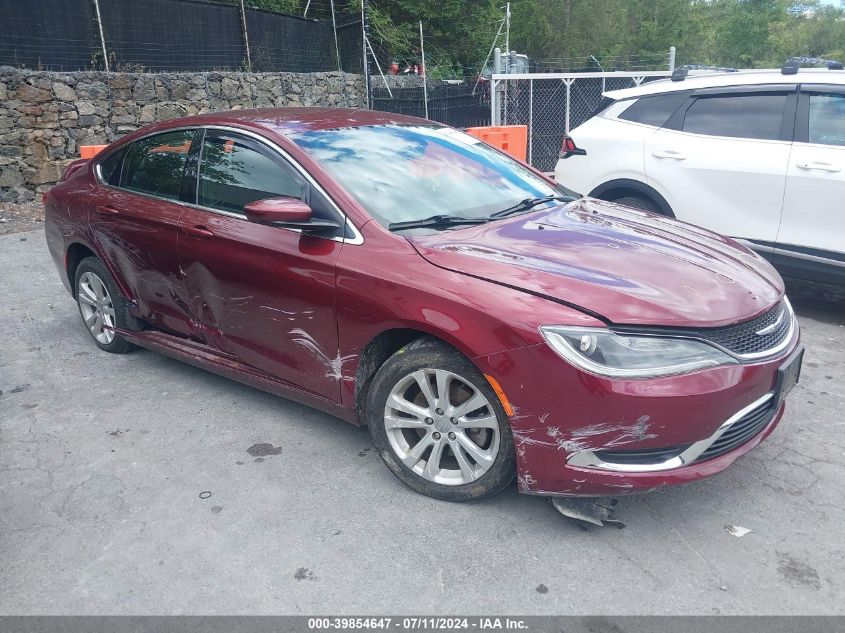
[
  {"xmin": 121, "ymin": 130, "xmax": 195, "ymax": 200},
  {"xmin": 682, "ymin": 93, "xmax": 789, "ymax": 141},
  {"xmin": 98, "ymin": 145, "xmax": 128, "ymax": 186},
  {"xmin": 618, "ymin": 92, "xmax": 689, "ymax": 127},
  {"xmin": 198, "ymin": 131, "xmax": 305, "ymax": 214},
  {"xmin": 808, "ymin": 93, "xmax": 845, "ymax": 146}
]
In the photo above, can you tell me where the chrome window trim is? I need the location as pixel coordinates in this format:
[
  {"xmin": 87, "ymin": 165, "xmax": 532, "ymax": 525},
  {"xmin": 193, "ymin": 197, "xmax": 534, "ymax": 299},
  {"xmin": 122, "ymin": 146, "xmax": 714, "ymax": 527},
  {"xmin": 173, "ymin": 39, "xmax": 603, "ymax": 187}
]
[
  {"xmin": 567, "ymin": 392, "xmax": 775, "ymax": 473},
  {"xmin": 93, "ymin": 124, "xmax": 364, "ymax": 246}
]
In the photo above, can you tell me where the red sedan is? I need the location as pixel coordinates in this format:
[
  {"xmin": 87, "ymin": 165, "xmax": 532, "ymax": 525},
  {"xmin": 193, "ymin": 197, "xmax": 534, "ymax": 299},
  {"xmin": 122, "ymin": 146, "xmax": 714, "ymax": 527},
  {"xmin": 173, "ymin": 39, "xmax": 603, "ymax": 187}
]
[{"xmin": 44, "ymin": 108, "xmax": 802, "ymax": 501}]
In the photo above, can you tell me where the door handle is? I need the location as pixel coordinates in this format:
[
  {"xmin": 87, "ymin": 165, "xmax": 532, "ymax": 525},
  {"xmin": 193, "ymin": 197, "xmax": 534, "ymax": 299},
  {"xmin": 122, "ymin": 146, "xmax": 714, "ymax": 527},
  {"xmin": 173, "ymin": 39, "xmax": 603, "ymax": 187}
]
[
  {"xmin": 651, "ymin": 150, "xmax": 686, "ymax": 160},
  {"xmin": 182, "ymin": 225, "xmax": 215, "ymax": 239},
  {"xmin": 796, "ymin": 161, "xmax": 840, "ymax": 173},
  {"xmin": 95, "ymin": 205, "xmax": 120, "ymax": 215}
]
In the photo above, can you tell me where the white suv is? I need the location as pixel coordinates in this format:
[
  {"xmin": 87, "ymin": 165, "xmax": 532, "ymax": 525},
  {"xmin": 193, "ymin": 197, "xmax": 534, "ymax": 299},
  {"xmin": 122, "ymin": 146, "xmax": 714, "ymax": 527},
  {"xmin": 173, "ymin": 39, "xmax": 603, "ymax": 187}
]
[{"xmin": 555, "ymin": 60, "xmax": 845, "ymax": 284}]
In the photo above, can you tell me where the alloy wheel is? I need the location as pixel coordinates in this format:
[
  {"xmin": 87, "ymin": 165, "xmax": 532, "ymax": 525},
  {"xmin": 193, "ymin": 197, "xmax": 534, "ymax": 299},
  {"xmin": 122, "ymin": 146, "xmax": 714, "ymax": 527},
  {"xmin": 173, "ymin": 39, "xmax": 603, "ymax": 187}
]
[
  {"xmin": 77, "ymin": 271, "xmax": 116, "ymax": 345},
  {"xmin": 383, "ymin": 368, "xmax": 500, "ymax": 486}
]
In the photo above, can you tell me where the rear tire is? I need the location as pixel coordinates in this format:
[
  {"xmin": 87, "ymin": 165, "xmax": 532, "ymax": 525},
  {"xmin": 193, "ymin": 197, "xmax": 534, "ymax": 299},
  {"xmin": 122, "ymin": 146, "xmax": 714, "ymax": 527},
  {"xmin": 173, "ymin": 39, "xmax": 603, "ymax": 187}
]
[
  {"xmin": 365, "ymin": 338, "xmax": 516, "ymax": 502},
  {"xmin": 74, "ymin": 257, "xmax": 134, "ymax": 354}
]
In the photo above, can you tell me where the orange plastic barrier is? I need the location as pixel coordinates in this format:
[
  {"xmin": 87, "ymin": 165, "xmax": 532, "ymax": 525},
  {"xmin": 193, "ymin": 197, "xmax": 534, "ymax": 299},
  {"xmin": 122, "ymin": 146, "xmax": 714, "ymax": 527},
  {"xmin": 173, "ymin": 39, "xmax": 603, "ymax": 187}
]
[
  {"xmin": 80, "ymin": 145, "xmax": 108, "ymax": 159},
  {"xmin": 465, "ymin": 125, "xmax": 527, "ymax": 161}
]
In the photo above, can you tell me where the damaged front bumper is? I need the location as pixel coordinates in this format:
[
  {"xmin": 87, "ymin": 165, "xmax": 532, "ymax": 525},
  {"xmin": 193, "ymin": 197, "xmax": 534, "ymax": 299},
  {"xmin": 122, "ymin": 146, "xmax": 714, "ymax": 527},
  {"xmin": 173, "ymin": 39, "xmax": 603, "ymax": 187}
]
[{"xmin": 477, "ymin": 336, "xmax": 802, "ymax": 497}]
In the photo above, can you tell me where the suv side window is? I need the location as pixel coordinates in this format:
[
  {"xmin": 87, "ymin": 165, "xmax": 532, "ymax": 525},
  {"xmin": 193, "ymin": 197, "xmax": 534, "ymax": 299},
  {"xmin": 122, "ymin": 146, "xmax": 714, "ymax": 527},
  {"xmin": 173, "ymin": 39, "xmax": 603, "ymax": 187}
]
[
  {"xmin": 808, "ymin": 92, "xmax": 845, "ymax": 146},
  {"xmin": 618, "ymin": 92, "xmax": 689, "ymax": 127},
  {"xmin": 681, "ymin": 93, "xmax": 788, "ymax": 141},
  {"xmin": 121, "ymin": 130, "xmax": 195, "ymax": 200},
  {"xmin": 198, "ymin": 131, "xmax": 305, "ymax": 214}
]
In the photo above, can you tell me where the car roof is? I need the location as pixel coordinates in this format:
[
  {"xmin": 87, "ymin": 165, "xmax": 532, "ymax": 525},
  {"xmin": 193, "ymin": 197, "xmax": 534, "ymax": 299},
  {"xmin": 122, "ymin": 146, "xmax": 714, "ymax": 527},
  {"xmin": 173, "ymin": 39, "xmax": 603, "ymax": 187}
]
[
  {"xmin": 171, "ymin": 107, "xmax": 432, "ymax": 136},
  {"xmin": 605, "ymin": 69, "xmax": 845, "ymax": 100}
]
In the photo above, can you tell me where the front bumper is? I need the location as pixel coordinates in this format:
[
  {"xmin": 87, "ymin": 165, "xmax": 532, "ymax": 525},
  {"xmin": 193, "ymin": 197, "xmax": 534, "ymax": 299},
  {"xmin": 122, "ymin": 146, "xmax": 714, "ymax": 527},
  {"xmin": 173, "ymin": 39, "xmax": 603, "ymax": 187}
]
[{"xmin": 477, "ymin": 333, "xmax": 801, "ymax": 497}]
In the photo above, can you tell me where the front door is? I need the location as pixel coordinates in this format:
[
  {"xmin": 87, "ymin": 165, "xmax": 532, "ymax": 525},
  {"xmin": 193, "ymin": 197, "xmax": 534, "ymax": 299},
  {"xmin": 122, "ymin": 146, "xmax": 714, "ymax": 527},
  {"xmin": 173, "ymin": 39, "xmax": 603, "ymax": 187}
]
[
  {"xmin": 644, "ymin": 88, "xmax": 795, "ymax": 244},
  {"xmin": 778, "ymin": 86, "xmax": 845, "ymax": 268},
  {"xmin": 88, "ymin": 129, "xmax": 196, "ymax": 336},
  {"xmin": 177, "ymin": 128, "xmax": 345, "ymax": 401}
]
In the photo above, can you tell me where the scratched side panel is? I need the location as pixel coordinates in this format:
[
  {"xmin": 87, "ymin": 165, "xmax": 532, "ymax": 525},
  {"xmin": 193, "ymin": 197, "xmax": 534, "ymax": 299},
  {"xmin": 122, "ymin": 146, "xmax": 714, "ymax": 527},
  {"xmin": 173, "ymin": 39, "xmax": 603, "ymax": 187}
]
[{"xmin": 178, "ymin": 207, "xmax": 344, "ymax": 402}]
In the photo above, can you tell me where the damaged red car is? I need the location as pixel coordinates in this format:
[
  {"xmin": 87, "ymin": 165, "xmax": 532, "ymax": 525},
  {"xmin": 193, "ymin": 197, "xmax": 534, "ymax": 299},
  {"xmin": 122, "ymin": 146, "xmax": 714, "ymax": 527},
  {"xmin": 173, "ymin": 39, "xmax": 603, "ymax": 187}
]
[{"xmin": 45, "ymin": 108, "xmax": 803, "ymax": 501}]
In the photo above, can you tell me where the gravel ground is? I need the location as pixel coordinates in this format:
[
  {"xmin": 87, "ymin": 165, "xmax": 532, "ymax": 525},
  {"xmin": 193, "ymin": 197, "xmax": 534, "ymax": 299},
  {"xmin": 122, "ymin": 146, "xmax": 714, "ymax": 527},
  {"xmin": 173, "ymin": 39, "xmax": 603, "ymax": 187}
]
[
  {"xmin": 0, "ymin": 201, "xmax": 45, "ymax": 235},
  {"xmin": 1, "ymin": 228, "xmax": 843, "ymax": 615}
]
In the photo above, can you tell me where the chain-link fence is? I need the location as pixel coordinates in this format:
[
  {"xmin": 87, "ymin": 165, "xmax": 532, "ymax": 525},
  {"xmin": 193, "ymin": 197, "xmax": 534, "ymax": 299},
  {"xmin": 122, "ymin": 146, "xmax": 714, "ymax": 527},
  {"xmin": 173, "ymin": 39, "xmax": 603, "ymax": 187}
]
[{"xmin": 493, "ymin": 71, "xmax": 672, "ymax": 172}]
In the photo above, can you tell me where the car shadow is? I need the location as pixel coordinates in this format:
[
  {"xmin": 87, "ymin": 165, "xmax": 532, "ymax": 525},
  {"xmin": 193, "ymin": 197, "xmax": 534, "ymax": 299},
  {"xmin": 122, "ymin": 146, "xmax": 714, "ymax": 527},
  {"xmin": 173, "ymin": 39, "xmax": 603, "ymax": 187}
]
[{"xmin": 784, "ymin": 277, "xmax": 845, "ymax": 326}]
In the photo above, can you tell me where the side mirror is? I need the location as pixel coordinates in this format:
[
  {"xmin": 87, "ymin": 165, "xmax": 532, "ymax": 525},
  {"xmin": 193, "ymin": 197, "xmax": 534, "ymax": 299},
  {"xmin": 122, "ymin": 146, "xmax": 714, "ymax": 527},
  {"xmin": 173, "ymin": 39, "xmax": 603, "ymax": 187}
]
[{"xmin": 243, "ymin": 197, "xmax": 341, "ymax": 234}]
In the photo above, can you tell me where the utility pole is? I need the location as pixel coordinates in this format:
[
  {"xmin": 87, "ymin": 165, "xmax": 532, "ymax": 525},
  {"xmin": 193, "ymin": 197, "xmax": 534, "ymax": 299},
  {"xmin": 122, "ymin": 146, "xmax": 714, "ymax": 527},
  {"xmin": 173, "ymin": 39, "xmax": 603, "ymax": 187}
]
[
  {"xmin": 361, "ymin": 0, "xmax": 372, "ymax": 108},
  {"xmin": 419, "ymin": 21, "xmax": 428, "ymax": 120},
  {"xmin": 504, "ymin": 2, "xmax": 511, "ymax": 58}
]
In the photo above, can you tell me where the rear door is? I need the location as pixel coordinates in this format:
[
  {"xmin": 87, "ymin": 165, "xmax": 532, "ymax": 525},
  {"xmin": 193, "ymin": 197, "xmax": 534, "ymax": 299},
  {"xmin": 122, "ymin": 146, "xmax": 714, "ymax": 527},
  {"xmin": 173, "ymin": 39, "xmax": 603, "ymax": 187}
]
[
  {"xmin": 177, "ymin": 128, "xmax": 347, "ymax": 401},
  {"xmin": 777, "ymin": 85, "xmax": 845, "ymax": 272},
  {"xmin": 644, "ymin": 86, "xmax": 796, "ymax": 244},
  {"xmin": 88, "ymin": 129, "xmax": 196, "ymax": 336}
]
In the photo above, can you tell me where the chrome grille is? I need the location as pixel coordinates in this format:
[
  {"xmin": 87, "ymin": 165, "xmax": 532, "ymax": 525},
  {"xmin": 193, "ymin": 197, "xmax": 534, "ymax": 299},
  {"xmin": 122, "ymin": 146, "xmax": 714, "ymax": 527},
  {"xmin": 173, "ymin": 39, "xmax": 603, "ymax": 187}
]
[{"xmin": 696, "ymin": 300, "xmax": 792, "ymax": 357}]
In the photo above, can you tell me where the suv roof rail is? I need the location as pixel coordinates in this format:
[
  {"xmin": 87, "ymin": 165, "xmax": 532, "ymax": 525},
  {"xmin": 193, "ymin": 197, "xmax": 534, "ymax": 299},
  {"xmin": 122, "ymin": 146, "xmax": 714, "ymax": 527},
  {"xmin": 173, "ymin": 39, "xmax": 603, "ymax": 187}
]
[
  {"xmin": 671, "ymin": 64, "xmax": 739, "ymax": 82},
  {"xmin": 782, "ymin": 56, "xmax": 844, "ymax": 74}
]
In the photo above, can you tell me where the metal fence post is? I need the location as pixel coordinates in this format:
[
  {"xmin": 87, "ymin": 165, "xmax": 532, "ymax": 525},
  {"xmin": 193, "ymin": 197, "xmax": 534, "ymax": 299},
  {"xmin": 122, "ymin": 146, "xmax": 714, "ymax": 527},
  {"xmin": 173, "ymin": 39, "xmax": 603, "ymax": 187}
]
[
  {"xmin": 669, "ymin": 46, "xmax": 676, "ymax": 72},
  {"xmin": 564, "ymin": 79, "xmax": 572, "ymax": 133},
  {"xmin": 239, "ymin": 0, "xmax": 252, "ymax": 71},
  {"xmin": 528, "ymin": 78, "xmax": 533, "ymax": 164},
  {"xmin": 491, "ymin": 48, "xmax": 502, "ymax": 126},
  {"xmin": 92, "ymin": 0, "xmax": 109, "ymax": 71}
]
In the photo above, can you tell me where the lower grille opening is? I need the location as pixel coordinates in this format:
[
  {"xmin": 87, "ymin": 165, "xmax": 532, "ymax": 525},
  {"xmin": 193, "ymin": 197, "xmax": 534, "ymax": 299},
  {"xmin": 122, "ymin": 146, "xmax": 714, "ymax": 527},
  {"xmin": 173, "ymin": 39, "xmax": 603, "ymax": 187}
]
[
  {"xmin": 694, "ymin": 400, "xmax": 776, "ymax": 463},
  {"xmin": 594, "ymin": 444, "xmax": 691, "ymax": 466}
]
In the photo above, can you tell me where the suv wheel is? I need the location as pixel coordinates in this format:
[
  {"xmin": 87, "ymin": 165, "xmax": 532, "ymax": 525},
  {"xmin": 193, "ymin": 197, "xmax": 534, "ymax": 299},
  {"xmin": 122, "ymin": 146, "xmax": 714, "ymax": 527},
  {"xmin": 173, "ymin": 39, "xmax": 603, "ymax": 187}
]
[{"xmin": 612, "ymin": 195, "xmax": 661, "ymax": 214}]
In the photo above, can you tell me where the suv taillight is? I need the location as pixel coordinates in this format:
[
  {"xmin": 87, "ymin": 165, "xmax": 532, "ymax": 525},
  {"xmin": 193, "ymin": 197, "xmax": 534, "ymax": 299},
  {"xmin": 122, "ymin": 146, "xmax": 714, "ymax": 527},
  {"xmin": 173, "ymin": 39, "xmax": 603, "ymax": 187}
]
[{"xmin": 560, "ymin": 135, "xmax": 586, "ymax": 159}]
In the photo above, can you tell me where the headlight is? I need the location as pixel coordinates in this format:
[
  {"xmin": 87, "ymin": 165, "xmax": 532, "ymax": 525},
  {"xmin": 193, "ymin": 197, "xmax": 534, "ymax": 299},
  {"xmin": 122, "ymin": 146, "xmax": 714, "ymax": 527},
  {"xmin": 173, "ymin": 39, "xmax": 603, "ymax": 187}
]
[{"xmin": 540, "ymin": 326, "xmax": 737, "ymax": 378}]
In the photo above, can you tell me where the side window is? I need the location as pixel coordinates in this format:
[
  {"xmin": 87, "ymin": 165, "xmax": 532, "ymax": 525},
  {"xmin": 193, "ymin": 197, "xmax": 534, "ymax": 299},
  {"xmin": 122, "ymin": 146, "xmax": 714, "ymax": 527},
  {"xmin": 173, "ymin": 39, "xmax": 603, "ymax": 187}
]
[
  {"xmin": 618, "ymin": 92, "xmax": 689, "ymax": 127},
  {"xmin": 682, "ymin": 93, "xmax": 788, "ymax": 141},
  {"xmin": 121, "ymin": 130, "xmax": 195, "ymax": 200},
  {"xmin": 98, "ymin": 145, "xmax": 128, "ymax": 186},
  {"xmin": 808, "ymin": 93, "xmax": 845, "ymax": 146},
  {"xmin": 198, "ymin": 131, "xmax": 305, "ymax": 215}
]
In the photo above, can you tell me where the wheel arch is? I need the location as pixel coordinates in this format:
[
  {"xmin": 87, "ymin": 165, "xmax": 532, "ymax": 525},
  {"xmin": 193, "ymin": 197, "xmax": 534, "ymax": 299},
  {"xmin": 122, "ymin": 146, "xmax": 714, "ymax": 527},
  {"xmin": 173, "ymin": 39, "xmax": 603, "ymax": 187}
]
[
  {"xmin": 65, "ymin": 242, "xmax": 98, "ymax": 293},
  {"xmin": 589, "ymin": 178, "xmax": 675, "ymax": 217},
  {"xmin": 353, "ymin": 327, "xmax": 479, "ymax": 420}
]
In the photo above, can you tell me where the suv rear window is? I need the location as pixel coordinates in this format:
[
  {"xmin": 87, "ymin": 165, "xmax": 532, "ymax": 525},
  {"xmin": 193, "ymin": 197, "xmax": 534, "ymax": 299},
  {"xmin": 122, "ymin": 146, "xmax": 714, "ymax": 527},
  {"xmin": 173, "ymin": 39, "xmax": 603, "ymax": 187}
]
[
  {"xmin": 682, "ymin": 93, "xmax": 788, "ymax": 140},
  {"xmin": 618, "ymin": 92, "xmax": 688, "ymax": 127}
]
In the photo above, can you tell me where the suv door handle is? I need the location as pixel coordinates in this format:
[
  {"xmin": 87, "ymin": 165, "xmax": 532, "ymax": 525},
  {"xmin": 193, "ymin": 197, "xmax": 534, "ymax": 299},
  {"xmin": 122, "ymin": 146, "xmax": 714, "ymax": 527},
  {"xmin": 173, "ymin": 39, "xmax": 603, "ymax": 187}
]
[
  {"xmin": 182, "ymin": 225, "xmax": 214, "ymax": 239},
  {"xmin": 95, "ymin": 205, "xmax": 120, "ymax": 215},
  {"xmin": 796, "ymin": 161, "xmax": 840, "ymax": 173},
  {"xmin": 651, "ymin": 150, "xmax": 686, "ymax": 160}
]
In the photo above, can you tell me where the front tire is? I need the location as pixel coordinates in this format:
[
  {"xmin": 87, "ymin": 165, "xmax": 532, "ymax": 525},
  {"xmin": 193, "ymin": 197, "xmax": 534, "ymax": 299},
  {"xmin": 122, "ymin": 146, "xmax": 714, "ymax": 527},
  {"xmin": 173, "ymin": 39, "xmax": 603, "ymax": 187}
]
[
  {"xmin": 74, "ymin": 257, "xmax": 134, "ymax": 354},
  {"xmin": 366, "ymin": 338, "xmax": 516, "ymax": 502}
]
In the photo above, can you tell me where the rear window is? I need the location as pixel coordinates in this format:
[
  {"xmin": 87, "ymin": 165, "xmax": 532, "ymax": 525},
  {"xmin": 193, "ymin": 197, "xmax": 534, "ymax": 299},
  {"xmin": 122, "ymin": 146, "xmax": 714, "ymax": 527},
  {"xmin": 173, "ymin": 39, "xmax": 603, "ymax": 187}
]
[
  {"xmin": 682, "ymin": 93, "xmax": 788, "ymax": 141},
  {"xmin": 121, "ymin": 130, "xmax": 195, "ymax": 200},
  {"xmin": 808, "ymin": 92, "xmax": 845, "ymax": 146},
  {"xmin": 618, "ymin": 92, "xmax": 689, "ymax": 127}
]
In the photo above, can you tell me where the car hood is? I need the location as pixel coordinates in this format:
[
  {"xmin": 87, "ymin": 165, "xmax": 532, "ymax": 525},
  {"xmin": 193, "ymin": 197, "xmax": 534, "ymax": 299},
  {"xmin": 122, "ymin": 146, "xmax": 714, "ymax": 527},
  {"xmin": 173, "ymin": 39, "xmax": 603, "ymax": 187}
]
[{"xmin": 406, "ymin": 198, "xmax": 784, "ymax": 327}]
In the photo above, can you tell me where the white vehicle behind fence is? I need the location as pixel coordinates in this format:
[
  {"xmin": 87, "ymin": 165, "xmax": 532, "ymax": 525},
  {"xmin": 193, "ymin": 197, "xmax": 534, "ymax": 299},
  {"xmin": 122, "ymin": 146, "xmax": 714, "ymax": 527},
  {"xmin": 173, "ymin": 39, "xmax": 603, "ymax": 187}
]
[{"xmin": 555, "ymin": 58, "xmax": 845, "ymax": 285}]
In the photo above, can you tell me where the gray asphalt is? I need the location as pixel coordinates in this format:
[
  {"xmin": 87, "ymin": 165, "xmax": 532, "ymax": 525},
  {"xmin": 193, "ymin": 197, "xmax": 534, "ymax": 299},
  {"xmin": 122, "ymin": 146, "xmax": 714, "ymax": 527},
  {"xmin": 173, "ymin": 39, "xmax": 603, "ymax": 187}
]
[{"xmin": 1, "ymin": 229, "xmax": 843, "ymax": 615}]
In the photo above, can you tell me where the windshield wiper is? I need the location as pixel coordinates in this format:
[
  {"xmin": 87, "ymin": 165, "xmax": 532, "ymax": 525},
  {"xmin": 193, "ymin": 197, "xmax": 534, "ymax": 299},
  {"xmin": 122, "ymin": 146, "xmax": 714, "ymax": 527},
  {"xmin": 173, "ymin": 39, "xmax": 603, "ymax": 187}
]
[
  {"xmin": 489, "ymin": 195, "xmax": 575, "ymax": 219},
  {"xmin": 389, "ymin": 214, "xmax": 490, "ymax": 232}
]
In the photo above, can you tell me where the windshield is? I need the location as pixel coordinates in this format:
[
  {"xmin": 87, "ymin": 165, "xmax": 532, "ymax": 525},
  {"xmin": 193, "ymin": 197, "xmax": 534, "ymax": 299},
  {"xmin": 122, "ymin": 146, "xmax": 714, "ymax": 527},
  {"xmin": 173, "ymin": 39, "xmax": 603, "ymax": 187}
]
[{"xmin": 289, "ymin": 124, "xmax": 577, "ymax": 228}]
